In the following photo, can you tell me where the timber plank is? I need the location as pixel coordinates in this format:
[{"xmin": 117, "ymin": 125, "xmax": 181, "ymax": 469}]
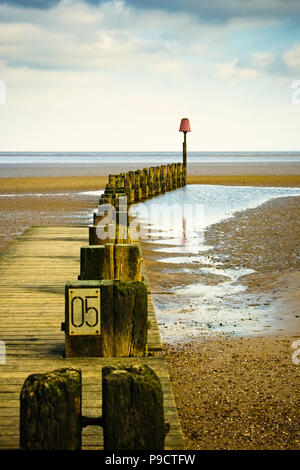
[{"xmin": 0, "ymin": 226, "xmax": 184, "ymax": 450}]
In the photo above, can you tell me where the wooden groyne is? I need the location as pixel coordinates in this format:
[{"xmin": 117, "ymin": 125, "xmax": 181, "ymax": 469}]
[
  {"xmin": 98, "ymin": 163, "xmax": 186, "ymax": 209},
  {"xmin": 0, "ymin": 162, "xmax": 186, "ymax": 450}
]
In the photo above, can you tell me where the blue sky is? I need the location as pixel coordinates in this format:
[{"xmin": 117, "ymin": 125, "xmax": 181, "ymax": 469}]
[{"xmin": 0, "ymin": 0, "xmax": 300, "ymax": 151}]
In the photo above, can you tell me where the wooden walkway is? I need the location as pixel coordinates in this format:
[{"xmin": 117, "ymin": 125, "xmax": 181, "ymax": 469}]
[{"xmin": 0, "ymin": 226, "xmax": 185, "ymax": 450}]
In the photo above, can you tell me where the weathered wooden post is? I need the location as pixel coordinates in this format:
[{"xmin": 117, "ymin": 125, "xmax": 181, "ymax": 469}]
[
  {"xmin": 141, "ymin": 168, "xmax": 149, "ymax": 199},
  {"xmin": 176, "ymin": 162, "xmax": 183, "ymax": 187},
  {"xmin": 90, "ymin": 214, "xmax": 134, "ymax": 246},
  {"xmin": 80, "ymin": 242, "xmax": 141, "ymax": 282},
  {"xmin": 20, "ymin": 368, "xmax": 82, "ymax": 450},
  {"xmin": 115, "ymin": 174, "xmax": 125, "ymax": 195},
  {"xmin": 63, "ymin": 281, "xmax": 102, "ymax": 357},
  {"xmin": 63, "ymin": 279, "xmax": 147, "ymax": 357},
  {"xmin": 134, "ymin": 170, "xmax": 142, "ymax": 201},
  {"xmin": 154, "ymin": 166, "xmax": 161, "ymax": 195},
  {"xmin": 160, "ymin": 165, "xmax": 166, "ymax": 193},
  {"xmin": 171, "ymin": 163, "xmax": 177, "ymax": 189},
  {"xmin": 148, "ymin": 167, "xmax": 155, "ymax": 196},
  {"xmin": 109, "ymin": 280, "xmax": 147, "ymax": 356},
  {"xmin": 89, "ymin": 223, "xmax": 115, "ymax": 245},
  {"xmin": 99, "ymin": 193, "xmax": 113, "ymax": 206},
  {"xmin": 102, "ymin": 364, "xmax": 168, "ymax": 450},
  {"xmin": 79, "ymin": 244, "xmax": 114, "ymax": 281},
  {"xmin": 127, "ymin": 171, "xmax": 135, "ymax": 186},
  {"xmin": 125, "ymin": 173, "xmax": 135, "ymax": 204},
  {"xmin": 166, "ymin": 164, "xmax": 172, "ymax": 191},
  {"xmin": 114, "ymin": 243, "xmax": 142, "ymax": 281},
  {"xmin": 108, "ymin": 174, "xmax": 116, "ymax": 189},
  {"xmin": 93, "ymin": 202, "xmax": 114, "ymax": 226}
]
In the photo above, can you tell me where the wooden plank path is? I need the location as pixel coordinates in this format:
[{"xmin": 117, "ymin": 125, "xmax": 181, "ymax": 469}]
[{"xmin": 0, "ymin": 226, "xmax": 185, "ymax": 450}]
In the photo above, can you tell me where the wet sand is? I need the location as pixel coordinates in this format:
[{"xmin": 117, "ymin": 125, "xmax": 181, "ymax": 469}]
[
  {"xmin": 141, "ymin": 194, "xmax": 300, "ymax": 450},
  {"xmin": 187, "ymin": 174, "xmax": 300, "ymax": 186},
  {"xmin": 0, "ymin": 190, "xmax": 100, "ymax": 251},
  {"xmin": 1, "ymin": 160, "xmax": 300, "ymax": 182},
  {"xmin": 0, "ymin": 176, "xmax": 107, "ymax": 193},
  {"xmin": 163, "ymin": 335, "xmax": 299, "ymax": 450},
  {"xmin": 0, "ymin": 172, "xmax": 299, "ymax": 450}
]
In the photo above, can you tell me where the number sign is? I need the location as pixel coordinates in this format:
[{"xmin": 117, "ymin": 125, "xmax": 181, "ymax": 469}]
[{"xmin": 68, "ymin": 288, "xmax": 100, "ymax": 335}]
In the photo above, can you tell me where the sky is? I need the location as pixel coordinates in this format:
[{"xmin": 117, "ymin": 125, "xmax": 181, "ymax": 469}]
[{"xmin": 0, "ymin": 0, "xmax": 300, "ymax": 151}]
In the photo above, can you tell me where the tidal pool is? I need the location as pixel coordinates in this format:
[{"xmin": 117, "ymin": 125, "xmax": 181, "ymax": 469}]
[{"xmin": 130, "ymin": 185, "xmax": 300, "ymax": 343}]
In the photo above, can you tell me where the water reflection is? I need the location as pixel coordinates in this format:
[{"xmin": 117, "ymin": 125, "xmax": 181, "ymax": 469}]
[{"xmin": 131, "ymin": 185, "xmax": 300, "ymax": 343}]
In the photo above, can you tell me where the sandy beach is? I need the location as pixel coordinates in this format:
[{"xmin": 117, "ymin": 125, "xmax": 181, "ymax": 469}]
[
  {"xmin": 0, "ymin": 167, "xmax": 299, "ymax": 450},
  {"xmin": 1, "ymin": 161, "xmax": 300, "ymax": 189},
  {"xmin": 143, "ymin": 194, "xmax": 300, "ymax": 450}
]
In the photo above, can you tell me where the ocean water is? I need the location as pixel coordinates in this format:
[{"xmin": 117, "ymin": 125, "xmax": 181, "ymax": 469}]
[
  {"xmin": 0, "ymin": 151, "xmax": 300, "ymax": 166},
  {"xmin": 131, "ymin": 184, "xmax": 300, "ymax": 247}
]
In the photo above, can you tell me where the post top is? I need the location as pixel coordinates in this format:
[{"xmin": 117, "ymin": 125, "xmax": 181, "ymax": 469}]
[{"xmin": 179, "ymin": 118, "xmax": 191, "ymax": 132}]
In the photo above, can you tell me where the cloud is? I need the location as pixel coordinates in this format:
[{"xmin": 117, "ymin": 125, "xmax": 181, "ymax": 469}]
[
  {"xmin": 0, "ymin": 0, "xmax": 297, "ymax": 82},
  {"xmin": 0, "ymin": 0, "xmax": 208, "ymax": 75},
  {"xmin": 2, "ymin": 0, "xmax": 300, "ymax": 24},
  {"xmin": 284, "ymin": 44, "xmax": 300, "ymax": 70},
  {"xmin": 215, "ymin": 59, "xmax": 259, "ymax": 81},
  {"xmin": 0, "ymin": 0, "xmax": 59, "ymax": 8},
  {"xmin": 250, "ymin": 52, "xmax": 274, "ymax": 69}
]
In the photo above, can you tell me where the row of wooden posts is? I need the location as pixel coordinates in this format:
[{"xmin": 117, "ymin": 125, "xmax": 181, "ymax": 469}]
[
  {"xmin": 99, "ymin": 162, "xmax": 186, "ymax": 207},
  {"xmin": 90, "ymin": 162, "xmax": 186, "ymax": 245},
  {"xmin": 19, "ymin": 163, "xmax": 185, "ymax": 450}
]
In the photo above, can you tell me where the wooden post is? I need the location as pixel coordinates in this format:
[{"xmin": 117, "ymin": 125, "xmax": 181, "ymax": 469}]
[
  {"xmin": 80, "ymin": 242, "xmax": 139, "ymax": 282},
  {"xmin": 79, "ymin": 244, "xmax": 114, "ymax": 281},
  {"xmin": 134, "ymin": 183, "xmax": 142, "ymax": 201},
  {"xmin": 112, "ymin": 280, "xmax": 147, "ymax": 356},
  {"xmin": 102, "ymin": 280, "xmax": 148, "ymax": 357},
  {"xmin": 142, "ymin": 168, "xmax": 149, "ymax": 182},
  {"xmin": 166, "ymin": 164, "xmax": 172, "ymax": 191},
  {"xmin": 176, "ymin": 163, "xmax": 183, "ymax": 187},
  {"xmin": 115, "ymin": 210, "xmax": 131, "ymax": 244},
  {"xmin": 89, "ymin": 224, "xmax": 115, "ymax": 245},
  {"xmin": 133, "ymin": 170, "xmax": 142, "ymax": 201},
  {"xmin": 99, "ymin": 194, "xmax": 112, "ymax": 205},
  {"xmin": 114, "ymin": 244, "xmax": 142, "ymax": 281},
  {"xmin": 104, "ymin": 185, "xmax": 115, "ymax": 195},
  {"xmin": 108, "ymin": 174, "xmax": 116, "ymax": 188},
  {"xmin": 127, "ymin": 171, "xmax": 135, "ymax": 186},
  {"xmin": 125, "ymin": 174, "xmax": 135, "ymax": 205},
  {"xmin": 135, "ymin": 169, "xmax": 141, "ymax": 184},
  {"xmin": 94, "ymin": 202, "xmax": 113, "ymax": 226},
  {"xmin": 171, "ymin": 163, "xmax": 177, "ymax": 189},
  {"xmin": 160, "ymin": 165, "xmax": 166, "ymax": 181},
  {"xmin": 114, "ymin": 194, "xmax": 128, "ymax": 211},
  {"xmin": 141, "ymin": 169, "xmax": 148, "ymax": 199},
  {"xmin": 63, "ymin": 278, "xmax": 147, "ymax": 357},
  {"xmin": 115, "ymin": 176, "xmax": 125, "ymax": 196},
  {"xmin": 154, "ymin": 167, "xmax": 161, "ymax": 195},
  {"xmin": 102, "ymin": 364, "xmax": 167, "ymax": 450},
  {"xmin": 183, "ymin": 131, "xmax": 187, "ymax": 168},
  {"xmin": 148, "ymin": 167, "xmax": 155, "ymax": 196},
  {"xmin": 100, "ymin": 280, "xmax": 114, "ymax": 356},
  {"xmin": 20, "ymin": 368, "xmax": 82, "ymax": 450},
  {"xmin": 160, "ymin": 165, "xmax": 166, "ymax": 193},
  {"xmin": 182, "ymin": 163, "xmax": 186, "ymax": 186}
]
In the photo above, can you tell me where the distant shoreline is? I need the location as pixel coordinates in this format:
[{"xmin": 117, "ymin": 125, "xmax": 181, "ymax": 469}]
[
  {"xmin": 1, "ymin": 151, "xmax": 300, "ymax": 156},
  {"xmin": 1, "ymin": 161, "xmax": 300, "ymax": 180}
]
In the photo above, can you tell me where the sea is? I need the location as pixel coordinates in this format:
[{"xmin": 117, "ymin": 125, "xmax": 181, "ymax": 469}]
[{"xmin": 0, "ymin": 151, "xmax": 300, "ymax": 166}]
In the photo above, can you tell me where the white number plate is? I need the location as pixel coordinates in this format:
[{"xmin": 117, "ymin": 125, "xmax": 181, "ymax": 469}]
[{"xmin": 68, "ymin": 288, "xmax": 100, "ymax": 336}]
